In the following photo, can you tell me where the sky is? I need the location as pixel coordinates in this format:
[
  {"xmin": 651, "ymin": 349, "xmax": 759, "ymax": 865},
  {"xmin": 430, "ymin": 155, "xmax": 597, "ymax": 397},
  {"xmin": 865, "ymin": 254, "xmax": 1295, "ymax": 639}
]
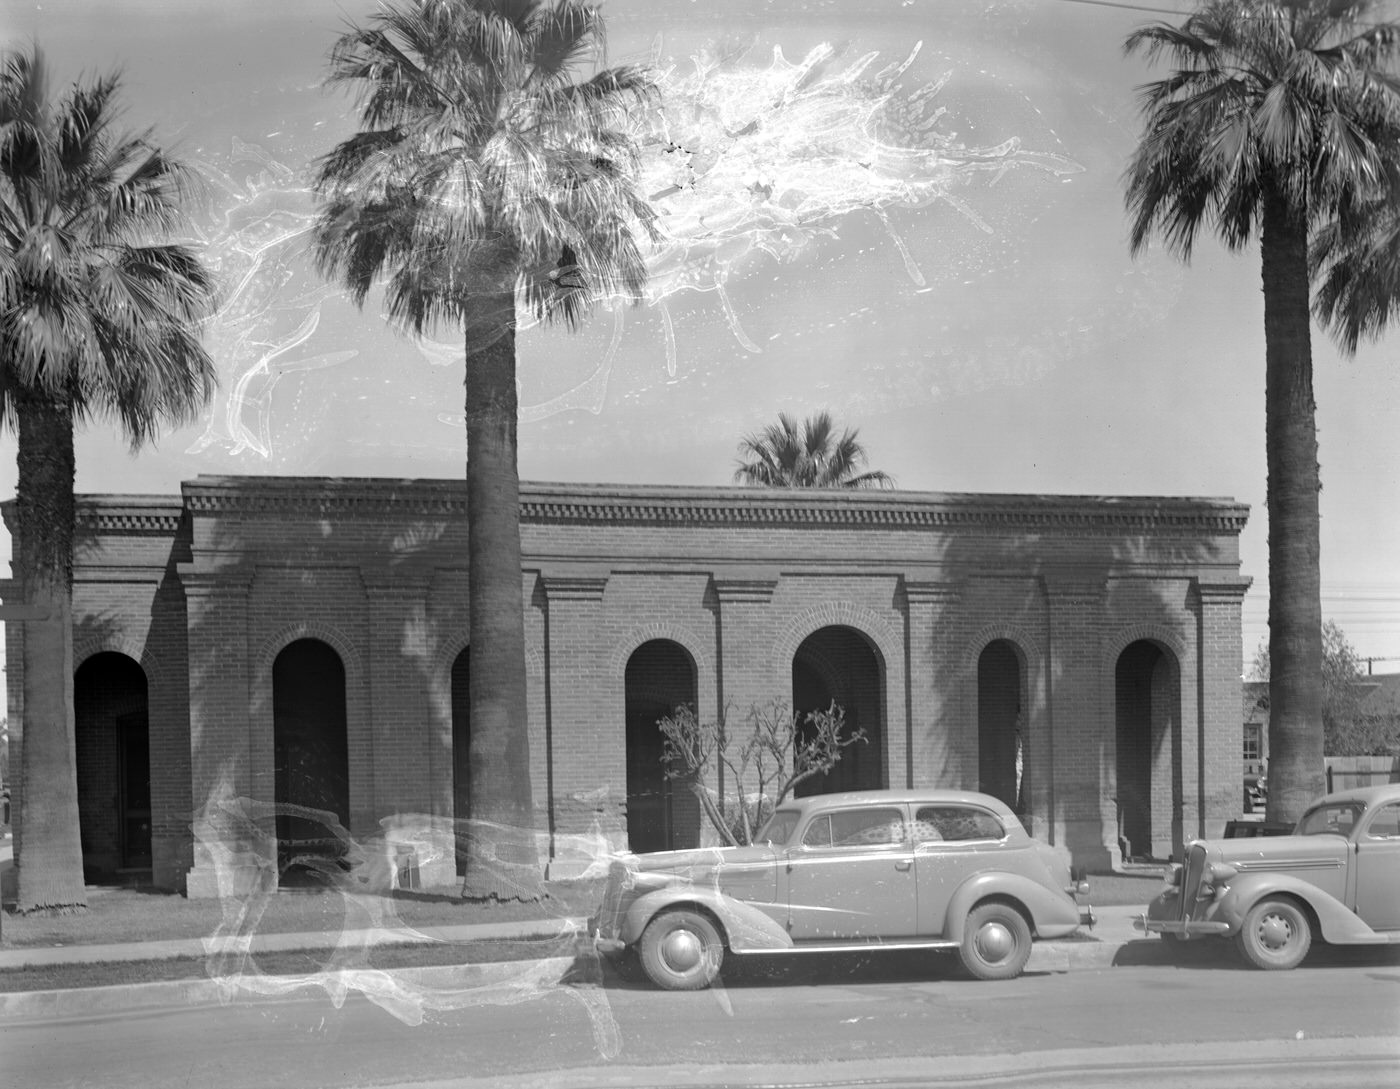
[{"xmin": 2, "ymin": 0, "xmax": 1399, "ymax": 671}]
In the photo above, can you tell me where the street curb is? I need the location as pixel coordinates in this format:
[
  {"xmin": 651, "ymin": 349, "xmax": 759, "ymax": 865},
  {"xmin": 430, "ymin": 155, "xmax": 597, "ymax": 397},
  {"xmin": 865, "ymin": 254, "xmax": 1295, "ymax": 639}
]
[
  {"xmin": 0, "ymin": 955, "xmax": 582, "ymax": 1020},
  {"xmin": 0, "ymin": 935, "xmax": 1155, "ymax": 1021}
]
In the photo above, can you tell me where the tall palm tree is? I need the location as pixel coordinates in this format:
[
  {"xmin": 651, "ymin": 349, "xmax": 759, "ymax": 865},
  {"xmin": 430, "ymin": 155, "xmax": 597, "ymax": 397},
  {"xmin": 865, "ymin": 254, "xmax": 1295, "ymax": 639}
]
[
  {"xmin": 1312, "ymin": 167, "xmax": 1400, "ymax": 351},
  {"xmin": 0, "ymin": 46, "xmax": 217, "ymax": 911},
  {"xmin": 733, "ymin": 411, "xmax": 895, "ymax": 489},
  {"xmin": 1123, "ymin": 0, "xmax": 1400, "ymax": 824},
  {"xmin": 313, "ymin": 0, "xmax": 657, "ymax": 900}
]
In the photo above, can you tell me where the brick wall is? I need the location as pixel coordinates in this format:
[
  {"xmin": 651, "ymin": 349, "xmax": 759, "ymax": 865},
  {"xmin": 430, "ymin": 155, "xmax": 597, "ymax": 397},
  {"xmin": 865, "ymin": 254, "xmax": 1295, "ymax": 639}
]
[{"xmin": 3, "ymin": 478, "xmax": 1253, "ymax": 888}]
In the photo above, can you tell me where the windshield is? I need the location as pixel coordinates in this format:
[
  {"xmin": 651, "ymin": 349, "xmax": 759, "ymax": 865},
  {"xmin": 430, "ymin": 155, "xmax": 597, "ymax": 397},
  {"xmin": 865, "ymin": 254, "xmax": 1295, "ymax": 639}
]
[
  {"xmin": 1297, "ymin": 801, "xmax": 1365, "ymax": 836},
  {"xmin": 756, "ymin": 809, "xmax": 801, "ymax": 846}
]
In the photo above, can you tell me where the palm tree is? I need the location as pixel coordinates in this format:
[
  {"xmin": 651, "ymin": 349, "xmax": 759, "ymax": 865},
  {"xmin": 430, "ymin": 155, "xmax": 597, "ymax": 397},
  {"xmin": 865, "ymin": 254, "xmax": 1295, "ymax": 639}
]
[
  {"xmin": 733, "ymin": 411, "xmax": 895, "ymax": 489},
  {"xmin": 1, "ymin": 46, "xmax": 217, "ymax": 911},
  {"xmin": 1123, "ymin": 0, "xmax": 1400, "ymax": 823},
  {"xmin": 1312, "ymin": 168, "xmax": 1400, "ymax": 351},
  {"xmin": 313, "ymin": 0, "xmax": 657, "ymax": 900}
]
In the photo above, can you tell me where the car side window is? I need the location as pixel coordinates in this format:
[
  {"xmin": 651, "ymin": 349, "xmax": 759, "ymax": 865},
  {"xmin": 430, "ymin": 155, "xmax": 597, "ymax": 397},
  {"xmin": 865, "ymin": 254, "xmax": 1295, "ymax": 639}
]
[
  {"xmin": 1365, "ymin": 803, "xmax": 1400, "ymax": 839},
  {"xmin": 803, "ymin": 807, "xmax": 906, "ymax": 848},
  {"xmin": 915, "ymin": 806, "xmax": 1005, "ymax": 843}
]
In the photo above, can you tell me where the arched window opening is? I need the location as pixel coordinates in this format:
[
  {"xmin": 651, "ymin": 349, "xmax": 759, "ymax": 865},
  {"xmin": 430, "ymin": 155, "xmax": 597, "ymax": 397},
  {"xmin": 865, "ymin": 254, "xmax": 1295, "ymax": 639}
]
[
  {"xmin": 792, "ymin": 626, "xmax": 884, "ymax": 797},
  {"xmin": 1115, "ymin": 640, "xmax": 1182, "ymax": 862},
  {"xmin": 74, "ymin": 653, "xmax": 150, "ymax": 882},
  {"xmin": 273, "ymin": 639, "xmax": 349, "ymax": 877},
  {"xmin": 978, "ymin": 640, "xmax": 1024, "ymax": 813},
  {"xmin": 625, "ymin": 640, "xmax": 699, "ymax": 853}
]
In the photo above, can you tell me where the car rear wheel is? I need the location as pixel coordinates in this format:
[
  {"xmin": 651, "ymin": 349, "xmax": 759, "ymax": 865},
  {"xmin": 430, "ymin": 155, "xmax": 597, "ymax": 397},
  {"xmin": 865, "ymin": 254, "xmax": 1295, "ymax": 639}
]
[
  {"xmin": 639, "ymin": 909, "xmax": 724, "ymax": 990},
  {"xmin": 1236, "ymin": 897, "xmax": 1312, "ymax": 970},
  {"xmin": 959, "ymin": 902, "xmax": 1032, "ymax": 981}
]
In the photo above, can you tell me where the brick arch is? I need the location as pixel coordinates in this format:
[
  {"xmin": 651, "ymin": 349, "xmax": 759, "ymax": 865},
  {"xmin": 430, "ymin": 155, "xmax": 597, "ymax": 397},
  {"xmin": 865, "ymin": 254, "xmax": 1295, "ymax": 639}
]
[
  {"xmin": 73, "ymin": 638, "xmax": 163, "ymax": 686},
  {"xmin": 433, "ymin": 635, "xmax": 544, "ymax": 684},
  {"xmin": 770, "ymin": 602, "xmax": 900, "ymax": 675},
  {"xmin": 256, "ymin": 621, "xmax": 362, "ymax": 677},
  {"xmin": 609, "ymin": 622, "xmax": 713, "ymax": 681},
  {"xmin": 1103, "ymin": 624, "xmax": 1187, "ymax": 670},
  {"xmin": 960, "ymin": 623, "xmax": 1044, "ymax": 674}
]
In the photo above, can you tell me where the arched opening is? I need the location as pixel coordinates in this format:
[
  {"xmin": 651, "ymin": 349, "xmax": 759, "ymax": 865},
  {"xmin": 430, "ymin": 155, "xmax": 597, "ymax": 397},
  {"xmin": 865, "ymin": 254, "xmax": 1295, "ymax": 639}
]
[
  {"xmin": 625, "ymin": 640, "xmax": 699, "ymax": 853},
  {"xmin": 451, "ymin": 645, "xmax": 469, "ymax": 875},
  {"xmin": 1115, "ymin": 640, "xmax": 1182, "ymax": 862},
  {"xmin": 273, "ymin": 639, "xmax": 349, "ymax": 872},
  {"xmin": 74, "ymin": 653, "xmax": 150, "ymax": 882},
  {"xmin": 978, "ymin": 640, "xmax": 1024, "ymax": 814},
  {"xmin": 792, "ymin": 626, "xmax": 884, "ymax": 797}
]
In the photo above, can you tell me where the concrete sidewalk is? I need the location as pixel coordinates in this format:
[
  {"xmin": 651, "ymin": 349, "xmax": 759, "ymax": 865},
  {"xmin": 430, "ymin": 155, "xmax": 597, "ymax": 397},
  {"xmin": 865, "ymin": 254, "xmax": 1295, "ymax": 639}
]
[{"xmin": 0, "ymin": 905, "xmax": 1158, "ymax": 1020}]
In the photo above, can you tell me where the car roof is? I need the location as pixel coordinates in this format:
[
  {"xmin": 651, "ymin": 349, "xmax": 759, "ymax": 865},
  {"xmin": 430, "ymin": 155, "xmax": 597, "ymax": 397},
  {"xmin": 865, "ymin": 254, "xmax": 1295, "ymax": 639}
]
[
  {"xmin": 774, "ymin": 788, "xmax": 1018, "ymax": 818},
  {"xmin": 1312, "ymin": 782, "xmax": 1400, "ymax": 808}
]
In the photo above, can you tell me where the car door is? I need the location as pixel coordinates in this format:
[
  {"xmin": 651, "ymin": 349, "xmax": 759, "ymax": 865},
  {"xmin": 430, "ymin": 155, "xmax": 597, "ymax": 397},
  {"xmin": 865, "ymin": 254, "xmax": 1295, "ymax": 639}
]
[
  {"xmin": 911, "ymin": 804, "xmax": 1013, "ymax": 936},
  {"xmin": 1354, "ymin": 800, "xmax": 1400, "ymax": 931},
  {"xmin": 784, "ymin": 805, "xmax": 916, "ymax": 940}
]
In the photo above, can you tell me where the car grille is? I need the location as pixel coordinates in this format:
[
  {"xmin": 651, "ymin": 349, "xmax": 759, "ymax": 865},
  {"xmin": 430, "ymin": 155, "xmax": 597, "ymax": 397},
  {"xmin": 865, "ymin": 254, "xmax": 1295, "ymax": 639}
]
[
  {"xmin": 594, "ymin": 860, "xmax": 630, "ymax": 938},
  {"xmin": 1180, "ymin": 843, "xmax": 1209, "ymax": 922}
]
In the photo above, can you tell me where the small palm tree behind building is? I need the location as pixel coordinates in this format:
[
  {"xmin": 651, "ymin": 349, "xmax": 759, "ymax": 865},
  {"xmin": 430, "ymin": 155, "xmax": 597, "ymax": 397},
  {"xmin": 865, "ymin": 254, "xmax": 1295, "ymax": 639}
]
[{"xmin": 733, "ymin": 411, "xmax": 894, "ymax": 489}]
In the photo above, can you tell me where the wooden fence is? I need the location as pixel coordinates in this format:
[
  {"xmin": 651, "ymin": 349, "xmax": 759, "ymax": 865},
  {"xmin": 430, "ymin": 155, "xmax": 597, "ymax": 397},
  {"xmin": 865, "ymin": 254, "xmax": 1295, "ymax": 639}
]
[{"xmin": 1325, "ymin": 755, "xmax": 1400, "ymax": 792}]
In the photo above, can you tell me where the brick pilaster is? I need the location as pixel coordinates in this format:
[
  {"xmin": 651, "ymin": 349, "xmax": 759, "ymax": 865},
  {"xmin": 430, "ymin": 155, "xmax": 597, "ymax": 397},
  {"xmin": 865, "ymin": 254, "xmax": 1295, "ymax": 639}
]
[
  {"xmin": 179, "ymin": 567, "xmax": 255, "ymax": 898},
  {"xmin": 1043, "ymin": 576, "xmax": 1112, "ymax": 870},
  {"xmin": 903, "ymin": 577, "xmax": 962, "ymax": 789},
  {"xmin": 1197, "ymin": 576, "xmax": 1252, "ymax": 840}
]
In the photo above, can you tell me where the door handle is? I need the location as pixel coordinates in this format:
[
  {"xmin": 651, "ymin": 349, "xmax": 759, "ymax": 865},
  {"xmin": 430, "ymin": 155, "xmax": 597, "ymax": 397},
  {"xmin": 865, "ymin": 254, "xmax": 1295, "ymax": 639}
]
[{"xmin": 895, "ymin": 859, "xmax": 912, "ymax": 872}]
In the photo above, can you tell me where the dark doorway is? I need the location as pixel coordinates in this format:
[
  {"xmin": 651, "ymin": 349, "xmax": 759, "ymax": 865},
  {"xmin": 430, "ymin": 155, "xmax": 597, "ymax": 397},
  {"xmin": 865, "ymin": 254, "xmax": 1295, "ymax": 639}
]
[
  {"xmin": 74, "ymin": 653, "xmax": 150, "ymax": 881},
  {"xmin": 451, "ymin": 645, "xmax": 469, "ymax": 874},
  {"xmin": 625, "ymin": 640, "xmax": 699, "ymax": 853},
  {"xmin": 792, "ymin": 626, "xmax": 884, "ymax": 797},
  {"xmin": 978, "ymin": 640, "xmax": 1024, "ymax": 813},
  {"xmin": 1115, "ymin": 640, "xmax": 1180, "ymax": 861},
  {"xmin": 272, "ymin": 639, "xmax": 350, "ymax": 871}
]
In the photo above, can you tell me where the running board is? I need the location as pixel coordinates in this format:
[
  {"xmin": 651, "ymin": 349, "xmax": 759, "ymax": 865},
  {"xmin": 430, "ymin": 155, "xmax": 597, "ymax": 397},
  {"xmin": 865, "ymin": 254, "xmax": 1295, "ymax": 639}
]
[{"xmin": 731, "ymin": 939, "xmax": 960, "ymax": 955}]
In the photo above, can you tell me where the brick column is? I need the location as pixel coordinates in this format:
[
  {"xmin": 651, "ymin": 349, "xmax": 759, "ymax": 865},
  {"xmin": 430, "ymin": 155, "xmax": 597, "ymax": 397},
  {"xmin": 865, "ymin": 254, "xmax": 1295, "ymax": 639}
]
[
  {"xmin": 903, "ymin": 577, "xmax": 962, "ymax": 789},
  {"xmin": 363, "ymin": 569, "xmax": 454, "ymax": 886},
  {"xmin": 1043, "ymin": 576, "xmax": 1112, "ymax": 871},
  {"xmin": 180, "ymin": 568, "xmax": 256, "ymax": 899},
  {"xmin": 1197, "ymin": 576, "xmax": 1252, "ymax": 840},
  {"xmin": 711, "ymin": 569, "xmax": 780, "ymax": 827},
  {"xmin": 539, "ymin": 567, "xmax": 613, "ymax": 873}
]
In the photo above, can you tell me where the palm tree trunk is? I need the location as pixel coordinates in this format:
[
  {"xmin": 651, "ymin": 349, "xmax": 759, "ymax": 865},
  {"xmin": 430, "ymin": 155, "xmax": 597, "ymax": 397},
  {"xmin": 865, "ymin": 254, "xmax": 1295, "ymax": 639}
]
[
  {"xmin": 460, "ymin": 295, "xmax": 544, "ymax": 902},
  {"xmin": 1260, "ymin": 187, "xmax": 1326, "ymax": 825},
  {"xmin": 13, "ymin": 391, "xmax": 87, "ymax": 913}
]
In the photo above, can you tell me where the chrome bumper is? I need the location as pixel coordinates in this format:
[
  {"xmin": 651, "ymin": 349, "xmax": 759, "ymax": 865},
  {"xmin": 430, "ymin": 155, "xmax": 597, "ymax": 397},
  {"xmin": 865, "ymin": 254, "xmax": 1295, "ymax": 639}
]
[
  {"xmin": 1079, "ymin": 906, "xmax": 1096, "ymax": 929},
  {"xmin": 1135, "ymin": 913, "xmax": 1230, "ymax": 937}
]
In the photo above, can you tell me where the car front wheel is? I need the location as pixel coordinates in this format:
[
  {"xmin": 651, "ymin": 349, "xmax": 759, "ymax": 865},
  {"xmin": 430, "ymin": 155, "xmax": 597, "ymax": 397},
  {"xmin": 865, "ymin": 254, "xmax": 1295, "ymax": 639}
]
[
  {"xmin": 639, "ymin": 909, "xmax": 724, "ymax": 990},
  {"xmin": 959, "ymin": 902, "xmax": 1032, "ymax": 981},
  {"xmin": 1236, "ymin": 897, "xmax": 1312, "ymax": 970}
]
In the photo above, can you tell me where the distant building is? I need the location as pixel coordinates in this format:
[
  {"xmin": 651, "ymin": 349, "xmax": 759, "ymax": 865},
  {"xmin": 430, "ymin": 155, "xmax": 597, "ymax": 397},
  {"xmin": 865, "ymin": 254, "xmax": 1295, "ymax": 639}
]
[
  {"xmin": 3, "ymin": 477, "xmax": 1252, "ymax": 894},
  {"xmin": 1241, "ymin": 673, "xmax": 1400, "ymax": 810}
]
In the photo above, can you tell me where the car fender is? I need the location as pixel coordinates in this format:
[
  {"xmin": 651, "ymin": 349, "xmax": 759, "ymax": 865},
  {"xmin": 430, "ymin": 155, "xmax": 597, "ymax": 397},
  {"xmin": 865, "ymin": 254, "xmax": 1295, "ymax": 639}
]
[
  {"xmin": 617, "ymin": 885, "xmax": 794, "ymax": 952},
  {"xmin": 1219, "ymin": 873, "xmax": 1388, "ymax": 945},
  {"xmin": 944, "ymin": 871, "xmax": 1081, "ymax": 940}
]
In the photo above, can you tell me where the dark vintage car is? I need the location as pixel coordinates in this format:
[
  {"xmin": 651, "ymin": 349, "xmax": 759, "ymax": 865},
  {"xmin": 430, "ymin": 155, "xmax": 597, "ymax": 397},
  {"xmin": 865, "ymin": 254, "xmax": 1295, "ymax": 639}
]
[
  {"xmin": 590, "ymin": 788, "xmax": 1094, "ymax": 990},
  {"xmin": 1137, "ymin": 783, "xmax": 1400, "ymax": 969}
]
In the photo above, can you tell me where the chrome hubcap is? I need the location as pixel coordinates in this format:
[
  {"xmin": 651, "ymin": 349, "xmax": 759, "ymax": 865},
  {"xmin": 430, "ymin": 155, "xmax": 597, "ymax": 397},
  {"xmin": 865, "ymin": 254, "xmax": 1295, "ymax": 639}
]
[
  {"xmin": 1259, "ymin": 914, "xmax": 1293, "ymax": 950},
  {"xmin": 975, "ymin": 921, "xmax": 1014, "ymax": 963},
  {"xmin": 660, "ymin": 928, "xmax": 703, "ymax": 973}
]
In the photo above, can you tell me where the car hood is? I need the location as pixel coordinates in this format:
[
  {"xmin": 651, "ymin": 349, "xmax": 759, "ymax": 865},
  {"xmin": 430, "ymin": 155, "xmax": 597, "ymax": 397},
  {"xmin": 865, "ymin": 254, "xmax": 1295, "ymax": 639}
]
[
  {"xmin": 1204, "ymin": 834, "xmax": 1349, "ymax": 868},
  {"xmin": 627, "ymin": 844, "xmax": 778, "ymax": 875}
]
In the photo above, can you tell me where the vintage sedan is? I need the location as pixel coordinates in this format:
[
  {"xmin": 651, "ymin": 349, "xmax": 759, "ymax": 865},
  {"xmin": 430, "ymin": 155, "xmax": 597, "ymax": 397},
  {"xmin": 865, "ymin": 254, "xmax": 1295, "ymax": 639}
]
[
  {"xmin": 590, "ymin": 789, "xmax": 1094, "ymax": 990},
  {"xmin": 1137, "ymin": 783, "xmax": 1400, "ymax": 969}
]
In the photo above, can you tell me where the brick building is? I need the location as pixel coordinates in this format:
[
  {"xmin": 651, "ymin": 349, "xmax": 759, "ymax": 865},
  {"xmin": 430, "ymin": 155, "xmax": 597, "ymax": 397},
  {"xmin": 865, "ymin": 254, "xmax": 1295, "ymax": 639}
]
[{"xmin": 3, "ymin": 476, "xmax": 1251, "ymax": 894}]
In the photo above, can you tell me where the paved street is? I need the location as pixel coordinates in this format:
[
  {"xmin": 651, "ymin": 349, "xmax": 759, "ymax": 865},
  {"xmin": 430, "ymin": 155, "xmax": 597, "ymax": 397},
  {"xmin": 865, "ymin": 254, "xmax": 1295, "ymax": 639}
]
[{"xmin": 3, "ymin": 954, "xmax": 1398, "ymax": 1088}]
